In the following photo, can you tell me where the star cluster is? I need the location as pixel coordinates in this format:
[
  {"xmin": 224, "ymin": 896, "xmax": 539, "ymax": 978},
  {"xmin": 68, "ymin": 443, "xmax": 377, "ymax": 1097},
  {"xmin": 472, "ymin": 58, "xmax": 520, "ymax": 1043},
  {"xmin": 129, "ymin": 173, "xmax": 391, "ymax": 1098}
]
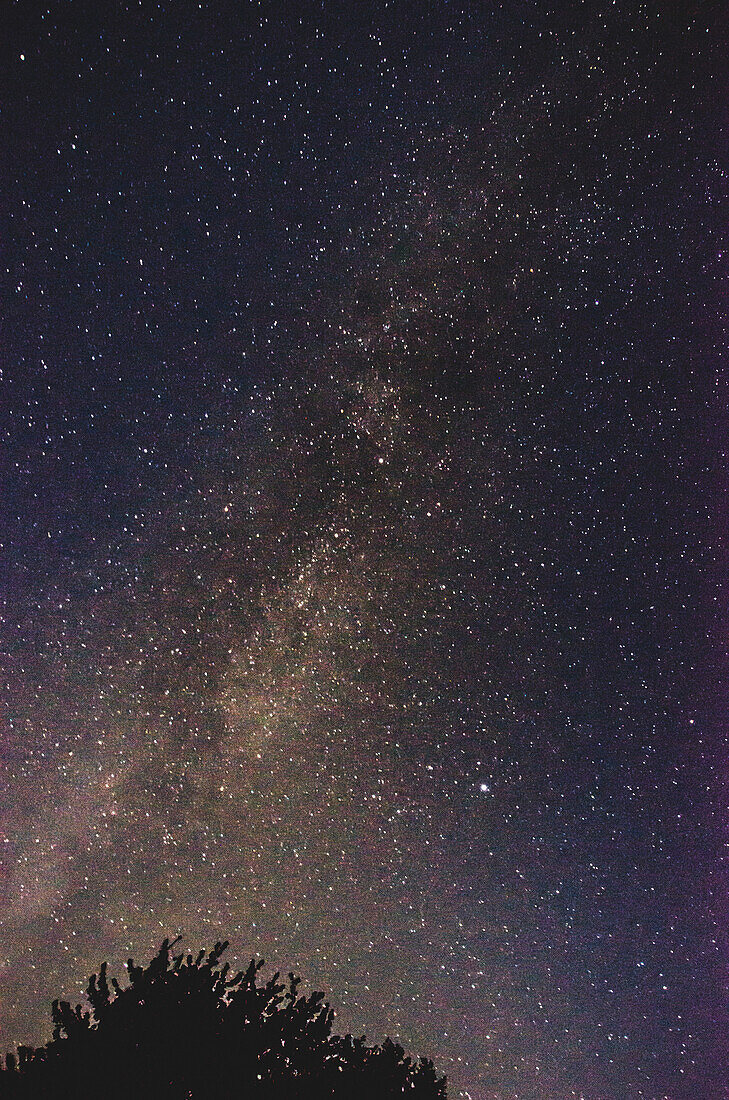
[{"xmin": 0, "ymin": 4, "xmax": 725, "ymax": 1099}]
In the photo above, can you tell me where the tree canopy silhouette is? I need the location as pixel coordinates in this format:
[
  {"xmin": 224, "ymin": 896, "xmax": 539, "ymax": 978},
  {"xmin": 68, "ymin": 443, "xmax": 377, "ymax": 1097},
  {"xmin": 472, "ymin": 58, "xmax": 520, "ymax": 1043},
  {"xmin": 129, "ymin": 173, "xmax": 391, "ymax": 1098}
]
[{"xmin": 0, "ymin": 938, "xmax": 447, "ymax": 1099}]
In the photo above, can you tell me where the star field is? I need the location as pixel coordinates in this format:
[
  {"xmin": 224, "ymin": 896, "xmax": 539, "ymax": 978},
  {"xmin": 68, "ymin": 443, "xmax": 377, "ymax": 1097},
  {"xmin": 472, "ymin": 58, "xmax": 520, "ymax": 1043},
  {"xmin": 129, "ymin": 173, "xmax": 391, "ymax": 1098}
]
[{"xmin": 0, "ymin": 4, "xmax": 725, "ymax": 1098}]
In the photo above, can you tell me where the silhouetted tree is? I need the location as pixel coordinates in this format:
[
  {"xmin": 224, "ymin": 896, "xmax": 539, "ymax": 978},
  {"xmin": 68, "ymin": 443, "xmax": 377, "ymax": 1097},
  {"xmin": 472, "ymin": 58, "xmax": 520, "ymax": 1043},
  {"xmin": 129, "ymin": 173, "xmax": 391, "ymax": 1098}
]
[{"xmin": 0, "ymin": 938, "xmax": 447, "ymax": 1099}]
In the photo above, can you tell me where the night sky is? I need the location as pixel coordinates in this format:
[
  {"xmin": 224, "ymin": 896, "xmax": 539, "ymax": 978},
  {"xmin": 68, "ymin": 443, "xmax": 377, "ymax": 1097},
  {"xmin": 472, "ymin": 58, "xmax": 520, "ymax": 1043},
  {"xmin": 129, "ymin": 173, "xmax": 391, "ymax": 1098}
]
[{"xmin": 0, "ymin": 3, "xmax": 725, "ymax": 1098}]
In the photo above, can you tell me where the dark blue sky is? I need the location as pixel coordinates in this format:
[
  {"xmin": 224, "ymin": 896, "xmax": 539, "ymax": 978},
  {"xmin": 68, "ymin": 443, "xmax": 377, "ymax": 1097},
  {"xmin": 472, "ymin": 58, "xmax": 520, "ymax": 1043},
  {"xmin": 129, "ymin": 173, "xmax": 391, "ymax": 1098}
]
[{"xmin": 0, "ymin": 4, "xmax": 725, "ymax": 1098}]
